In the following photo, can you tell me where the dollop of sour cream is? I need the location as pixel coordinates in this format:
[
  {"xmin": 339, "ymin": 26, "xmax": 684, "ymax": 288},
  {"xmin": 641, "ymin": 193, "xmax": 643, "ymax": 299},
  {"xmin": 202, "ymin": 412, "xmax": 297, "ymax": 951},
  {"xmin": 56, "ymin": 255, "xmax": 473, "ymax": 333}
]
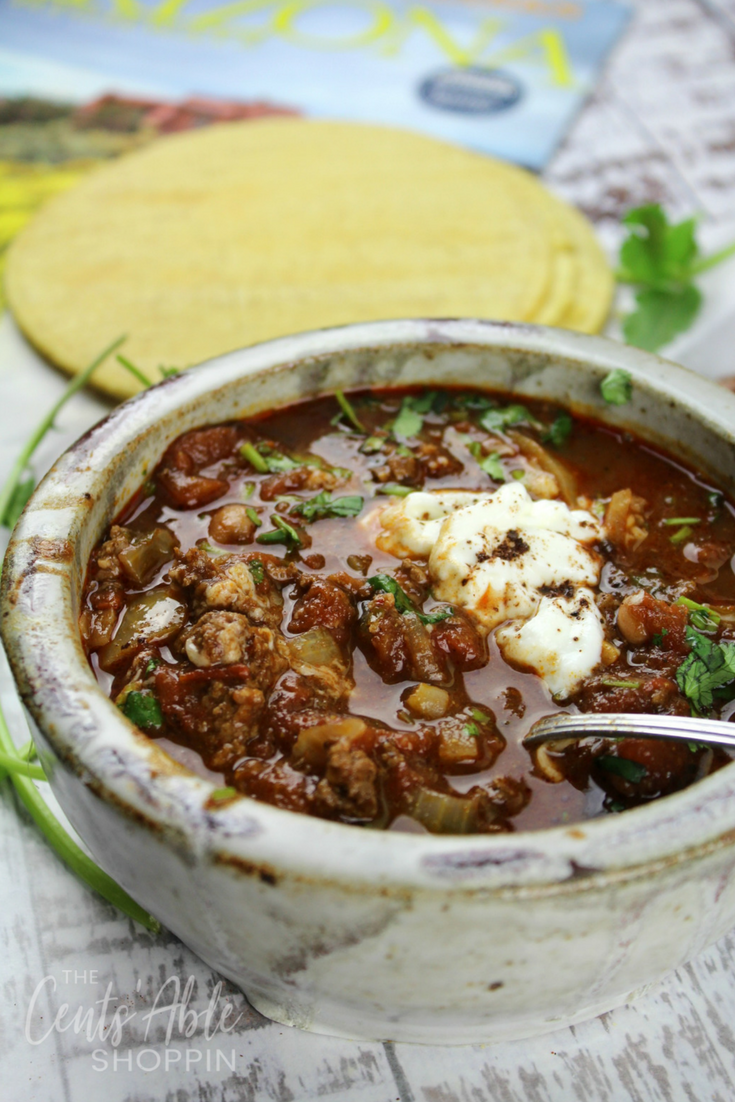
[{"xmin": 377, "ymin": 482, "xmax": 604, "ymax": 699}]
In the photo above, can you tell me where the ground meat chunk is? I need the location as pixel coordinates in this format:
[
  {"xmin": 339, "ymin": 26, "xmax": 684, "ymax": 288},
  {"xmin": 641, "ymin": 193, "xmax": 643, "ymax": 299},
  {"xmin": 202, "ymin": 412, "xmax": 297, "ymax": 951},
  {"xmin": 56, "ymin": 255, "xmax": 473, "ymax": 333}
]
[
  {"xmin": 259, "ymin": 465, "xmax": 343, "ymax": 501},
  {"xmin": 414, "ymin": 442, "xmax": 463, "ymax": 480},
  {"xmin": 358, "ymin": 593, "xmax": 448, "ymax": 684},
  {"xmin": 94, "ymin": 525, "xmax": 134, "ymax": 581},
  {"xmin": 616, "ymin": 592, "xmax": 688, "ymax": 651},
  {"xmin": 575, "ymin": 673, "xmax": 690, "ymax": 716},
  {"xmin": 314, "ymin": 738, "xmax": 379, "ymax": 820},
  {"xmin": 157, "ymin": 428, "xmax": 238, "ymax": 510},
  {"xmin": 208, "ymin": 504, "xmax": 258, "ymax": 545},
  {"xmin": 289, "ymin": 576, "xmax": 357, "ymax": 646},
  {"xmin": 431, "ymin": 614, "xmax": 487, "ymax": 671},
  {"xmin": 176, "ymin": 610, "xmax": 289, "ymax": 687},
  {"xmin": 372, "ymin": 452, "xmax": 421, "ymax": 486},
  {"xmin": 170, "ymin": 549, "xmax": 284, "ymax": 627},
  {"xmin": 156, "ymin": 665, "xmax": 265, "ymax": 771}
]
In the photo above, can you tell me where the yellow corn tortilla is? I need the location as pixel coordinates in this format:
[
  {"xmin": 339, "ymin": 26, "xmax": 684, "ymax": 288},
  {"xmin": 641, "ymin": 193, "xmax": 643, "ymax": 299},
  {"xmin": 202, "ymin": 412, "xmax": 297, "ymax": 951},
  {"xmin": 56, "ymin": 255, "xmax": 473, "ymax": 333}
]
[{"xmin": 5, "ymin": 119, "xmax": 612, "ymax": 399}]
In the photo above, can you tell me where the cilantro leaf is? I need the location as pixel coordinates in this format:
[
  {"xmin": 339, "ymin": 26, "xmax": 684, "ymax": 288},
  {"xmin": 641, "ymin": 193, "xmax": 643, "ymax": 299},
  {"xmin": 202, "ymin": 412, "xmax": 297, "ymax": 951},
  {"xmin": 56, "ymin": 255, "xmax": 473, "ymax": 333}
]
[
  {"xmin": 623, "ymin": 285, "xmax": 702, "ymax": 352},
  {"xmin": 479, "ymin": 404, "xmax": 532, "ymax": 433},
  {"xmin": 391, "ymin": 400, "xmax": 423, "ymax": 440},
  {"xmin": 542, "ymin": 412, "xmax": 572, "ymax": 449},
  {"xmin": 467, "ymin": 440, "xmax": 505, "ymax": 481},
  {"xmin": 122, "ymin": 691, "xmax": 163, "ymax": 730},
  {"xmin": 292, "ymin": 491, "xmax": 364, "ymax": 521},
  {"xmin": 367, "ymin": 574, "xmax": 452, "ymax": 624},
  {"xmin": 598, "ymin": 755, "xmax": 647, "ymax": 784},
  {"xmin": 600, "ymin": 369, "xmax": 632, "ymax": 406},
  {"xmin": 619, "ymin": 206, "xmax": 699, "ymax": 286},
  {"xmin": 676, "ymin": 626, "xmax": 735, "ymax": 714}
]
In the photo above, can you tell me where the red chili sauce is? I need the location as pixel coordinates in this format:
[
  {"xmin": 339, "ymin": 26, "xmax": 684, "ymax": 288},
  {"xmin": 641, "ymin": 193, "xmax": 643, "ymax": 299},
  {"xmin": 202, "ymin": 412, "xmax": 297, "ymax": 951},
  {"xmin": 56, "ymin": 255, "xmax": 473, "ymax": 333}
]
[{"xmin": 80, "ymin": 387, "xmax": 735, "ymax": 833}]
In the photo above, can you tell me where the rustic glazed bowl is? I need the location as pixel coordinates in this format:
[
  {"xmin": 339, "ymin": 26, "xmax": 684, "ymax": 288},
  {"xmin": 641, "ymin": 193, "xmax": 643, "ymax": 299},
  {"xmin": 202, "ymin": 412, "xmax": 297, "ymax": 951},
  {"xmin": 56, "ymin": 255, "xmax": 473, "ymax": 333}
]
[{"xmin": 5, "ymin": 319, "xmax": 735, "ymax": 1046}]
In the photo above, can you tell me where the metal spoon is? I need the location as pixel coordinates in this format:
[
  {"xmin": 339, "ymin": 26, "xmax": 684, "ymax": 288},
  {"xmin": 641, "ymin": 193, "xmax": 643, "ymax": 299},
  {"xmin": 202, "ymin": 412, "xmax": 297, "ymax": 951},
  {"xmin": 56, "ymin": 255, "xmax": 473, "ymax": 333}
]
[{"xmin": 523, "ymin": 711, "xmax": 735, "ymax": 751}]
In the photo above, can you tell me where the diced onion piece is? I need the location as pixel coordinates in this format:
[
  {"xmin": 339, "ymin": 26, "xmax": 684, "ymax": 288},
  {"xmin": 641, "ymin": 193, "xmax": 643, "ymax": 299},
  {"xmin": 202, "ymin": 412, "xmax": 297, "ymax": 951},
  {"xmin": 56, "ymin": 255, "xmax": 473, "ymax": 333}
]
[
  {"xmin": 292, "ymin": 718, "xmax": 366, "ymax": 769},
  {"xmin": 98, "ymin": 587, "xmax": 187, "ymax": 672},
  {"xmin": 118, "ymin": 527, "xmax": 178, "ymax": 587},
  {"xmin": 405, "ymin": 683, "xmax": 451, "ymax": 719},
  {"xmin": 509, "ymin": 431, "xmax": 577, "ymax": 505},
  {"xmin": 408, "ymin": 787, "xmax": 490, "ymax": 834},
  {"xmin": 288, "ymin": 626, "xmax": 342, "ymax": 668}
]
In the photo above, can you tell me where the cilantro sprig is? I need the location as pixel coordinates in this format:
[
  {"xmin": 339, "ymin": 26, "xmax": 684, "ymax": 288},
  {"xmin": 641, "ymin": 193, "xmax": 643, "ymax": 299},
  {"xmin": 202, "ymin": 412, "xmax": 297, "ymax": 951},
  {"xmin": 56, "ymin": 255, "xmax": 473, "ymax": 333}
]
[
  {"xmin": 676, "ymin": 625, "xmax": 735, "ymax": 715},
  {"xmin": 618, "ymin": 205, "xmax": 735, "ymax": 352}
]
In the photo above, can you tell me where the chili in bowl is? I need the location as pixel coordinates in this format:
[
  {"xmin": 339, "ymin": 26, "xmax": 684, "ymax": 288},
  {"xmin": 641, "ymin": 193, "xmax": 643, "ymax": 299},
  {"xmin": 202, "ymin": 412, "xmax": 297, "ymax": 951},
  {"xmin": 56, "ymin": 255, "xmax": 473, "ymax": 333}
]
[{"xmin": 5, "ymin": 319, "xmax": 735, "ymax": 1044}]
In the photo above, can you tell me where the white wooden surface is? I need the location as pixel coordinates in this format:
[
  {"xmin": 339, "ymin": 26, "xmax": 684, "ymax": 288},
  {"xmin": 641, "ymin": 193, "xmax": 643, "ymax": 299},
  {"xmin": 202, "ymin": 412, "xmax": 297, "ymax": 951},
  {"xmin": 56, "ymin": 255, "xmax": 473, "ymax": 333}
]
[{"xmin": 4, "ymin": 0, "xmax": 735, "ymax": 1096}]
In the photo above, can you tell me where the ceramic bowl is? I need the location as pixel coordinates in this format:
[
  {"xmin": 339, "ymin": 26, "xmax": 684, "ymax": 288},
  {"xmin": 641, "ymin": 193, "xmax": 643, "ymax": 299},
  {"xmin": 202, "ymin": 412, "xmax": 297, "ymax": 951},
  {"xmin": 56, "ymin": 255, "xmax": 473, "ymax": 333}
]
[{"xmin": 5, "ymin": 319, "xmax": 735, "ymax": 1046}]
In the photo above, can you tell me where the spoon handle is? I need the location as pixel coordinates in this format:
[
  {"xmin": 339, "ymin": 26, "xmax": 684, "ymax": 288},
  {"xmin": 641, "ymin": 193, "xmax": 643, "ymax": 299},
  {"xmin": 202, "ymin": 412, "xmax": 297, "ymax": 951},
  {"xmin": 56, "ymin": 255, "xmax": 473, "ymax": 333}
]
[{"xmin": 524, "ymin": 712, "xmax": 735, "ymax": 750}]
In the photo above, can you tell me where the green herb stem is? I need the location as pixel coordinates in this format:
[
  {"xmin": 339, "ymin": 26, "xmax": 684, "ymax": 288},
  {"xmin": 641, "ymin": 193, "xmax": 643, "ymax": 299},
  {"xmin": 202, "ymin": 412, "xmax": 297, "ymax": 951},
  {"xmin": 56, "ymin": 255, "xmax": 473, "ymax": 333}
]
[
  {"xmin": 240, "ymin": 441, "xmax": 269, "ymax": 473},
  {"xmin": 690, "ymin": 238, "xmax": 735, "ymax": 276},
  {"xmin": 0, "ymin": 706, "xmax": 159, "ymax": 931},
  {"xmin": 0, "ymin": 335, "xmax": 126, "ymax": 527},
  {"xmin": 116, "ymin": 354, "xmax": 153, "ymax": 388},
  {"xmin": 334, "ymin": 390, "xmax": 365, "ymax": 433},
  {"xmin": 0, "ymin": 749, "xmax": 46, "ymax": 780}
]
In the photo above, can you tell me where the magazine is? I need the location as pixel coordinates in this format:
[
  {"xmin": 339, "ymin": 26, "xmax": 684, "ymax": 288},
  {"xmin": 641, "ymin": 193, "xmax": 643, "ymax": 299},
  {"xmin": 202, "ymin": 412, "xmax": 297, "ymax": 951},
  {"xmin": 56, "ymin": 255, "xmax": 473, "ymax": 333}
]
[{"xmin": 0, "ymin": 0, "xmax": 630, "ymax": 170}]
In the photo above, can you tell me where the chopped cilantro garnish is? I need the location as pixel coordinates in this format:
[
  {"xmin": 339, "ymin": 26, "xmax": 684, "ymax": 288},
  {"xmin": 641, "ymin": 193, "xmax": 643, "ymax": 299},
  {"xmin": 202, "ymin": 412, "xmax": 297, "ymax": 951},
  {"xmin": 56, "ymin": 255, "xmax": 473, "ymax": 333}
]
[
  {"xmin": 361, "ymin": 435, "xmax": 385, "ymax": 454},
  {"xmin": 241, "ymin": 481, "xmax": 255, "ymax": 499},
  {"xmin": 240, "ymin": 441, "xmax": 300, "ymax": 474},
  {"xmin": 669, "ymin": 525, "xmax": 694, "ymax": 545},
  {"xmin": 367, "ymin": 573, "xmax": 452, "ymax": 624},
  {"xmin": 143, "ymin": 657, "xmax": 160, "ymax": 676},
  {"xmin": 453, "ymin": 393, "xmax": 495, "ymax": 411},
  {"xmin": 467, "ymin": 440, "xmax": 505, "ymax": 481},
  {"xmin": 708, "ymin": 491, "xmax": 724, "ymax": 511},
  {"xmin": 598, "ymin": 755, "xmax": 647, "ymax": 784},
  {"xmin": 209, "ymin": 787, "xmax": 238, "ymax": 804},
  {"xmin": 292, "ymin": 491, "xmax": 364, "ymax": 521},
  {"xmin": 245, "ymin": 506, "xmax": 262, "ymax": 528},
  {"xmin": 391, "ymin": 401, "xmax": 424, "ymax": 440},
  {"xmin": 652, "ymin": 628, "xmax": 669, "ymax": 646},
  {"xmin": 368, "ymin": 573, "xmax": 415, "ymax": 613},
  {"xmin": 464, "ymin": 722, "xmax": 480, "ymax": 738},
  {"xmin": 542, "ymin": 412, "xmax": 573, "ymax": 449},
  {"xmin": 376, "ymin": 483, "xmax": 415, "ymax": 497},
  {"xmin": 600, "ymin": 369, "xmax": 633, "ymax": 406},
  {"xmin": 122, "ymin": 691, "xmax": 163, "ymax": 731},
  {"xmin": 676, "ymin": 596, "xmax": 720, "ymax": 632},
  {"xmin": 676, "ymin": 625, "xmax": 735, "ymax": 714},
  {"xmin": 334, "ymin": 390, "xmax": 365, "ymax": 432},
  {"xmin": 248, "ymin": 559, "xmax": 265, "ymax": 584},
  {"xmin": 240, "ymin": 441, "xmax": 269, "ymax": 473},
  {"xmin": 479, "ymin": 404, "xmax": 531, "ymax": 433},
  {"xmin": 256, "ymin": 515, "xmax": 302, "ymax": 549}
]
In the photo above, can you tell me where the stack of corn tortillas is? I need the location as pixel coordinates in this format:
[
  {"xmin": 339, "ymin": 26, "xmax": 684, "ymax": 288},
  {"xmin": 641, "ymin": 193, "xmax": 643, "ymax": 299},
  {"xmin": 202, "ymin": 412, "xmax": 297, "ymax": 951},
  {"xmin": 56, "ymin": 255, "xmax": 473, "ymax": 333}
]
[{"xmin": 4, "ymin": 119, "xmax": 613, "ymax": 400}]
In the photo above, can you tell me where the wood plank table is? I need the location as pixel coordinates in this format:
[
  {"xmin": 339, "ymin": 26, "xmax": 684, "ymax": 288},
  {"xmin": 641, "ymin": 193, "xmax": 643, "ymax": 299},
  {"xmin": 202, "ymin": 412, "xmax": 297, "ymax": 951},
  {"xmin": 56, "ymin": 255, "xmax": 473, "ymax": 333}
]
[{"xmin": 3, "ymin": 0, "xmax": 735, "ymax": 1097}]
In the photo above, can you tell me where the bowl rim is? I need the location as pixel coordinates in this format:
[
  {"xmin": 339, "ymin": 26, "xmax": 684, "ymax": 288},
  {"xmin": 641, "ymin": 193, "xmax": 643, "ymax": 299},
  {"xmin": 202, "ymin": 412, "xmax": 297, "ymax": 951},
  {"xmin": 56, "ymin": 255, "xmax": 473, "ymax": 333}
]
[{"xmin": 5, "ymin": 316, "xmax": 735, "ymax": 895}]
